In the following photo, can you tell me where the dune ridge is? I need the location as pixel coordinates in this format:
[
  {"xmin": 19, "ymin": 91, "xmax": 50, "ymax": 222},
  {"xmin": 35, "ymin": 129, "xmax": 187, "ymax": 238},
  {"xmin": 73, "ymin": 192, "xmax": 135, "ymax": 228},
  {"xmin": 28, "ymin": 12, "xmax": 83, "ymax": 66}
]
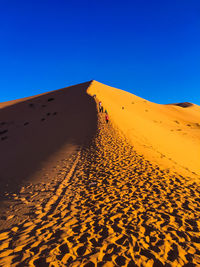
[
  {"xmin": 0, "ymin": 81, "xmax": 200, "ymax": 266},
  {"xmin": 88, "ymin": 80, "xmax": 200, "ymax": 179}
]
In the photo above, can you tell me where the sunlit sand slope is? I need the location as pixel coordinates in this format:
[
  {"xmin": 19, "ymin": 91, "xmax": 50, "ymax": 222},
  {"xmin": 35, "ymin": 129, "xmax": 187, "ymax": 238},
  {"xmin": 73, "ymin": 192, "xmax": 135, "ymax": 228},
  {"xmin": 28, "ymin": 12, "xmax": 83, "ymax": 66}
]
[{"xmin": 88, "ymin": 81, "xmax": 200, "ymax": 178}]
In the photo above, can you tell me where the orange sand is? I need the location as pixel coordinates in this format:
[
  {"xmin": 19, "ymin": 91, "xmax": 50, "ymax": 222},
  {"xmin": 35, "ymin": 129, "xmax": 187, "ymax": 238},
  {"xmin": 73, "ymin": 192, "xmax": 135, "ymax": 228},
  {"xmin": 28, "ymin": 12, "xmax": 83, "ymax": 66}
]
[
  {"xmin": 88, "ymin": 80, "xmax": 200, "ymax": 179},
  {"xmin": 0, "ymin": 81, "xmax": 200, "ymax": 266}
]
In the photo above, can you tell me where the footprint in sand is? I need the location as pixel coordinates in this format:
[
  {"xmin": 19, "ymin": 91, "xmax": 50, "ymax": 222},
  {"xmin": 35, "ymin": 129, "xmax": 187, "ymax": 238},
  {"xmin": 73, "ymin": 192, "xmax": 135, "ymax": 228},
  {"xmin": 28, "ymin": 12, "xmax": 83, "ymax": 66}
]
[{"xmin": 0, "ymin": 114, "xmax": 200, "ymax": 266}]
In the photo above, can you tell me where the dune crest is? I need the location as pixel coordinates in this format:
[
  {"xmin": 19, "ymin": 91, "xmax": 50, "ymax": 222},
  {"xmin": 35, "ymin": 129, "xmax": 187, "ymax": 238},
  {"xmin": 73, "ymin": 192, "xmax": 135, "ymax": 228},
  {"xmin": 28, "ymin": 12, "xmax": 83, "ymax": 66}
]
[{"xmin": 88, "ymin": 80, "xmax": 200, "ymax": 178}]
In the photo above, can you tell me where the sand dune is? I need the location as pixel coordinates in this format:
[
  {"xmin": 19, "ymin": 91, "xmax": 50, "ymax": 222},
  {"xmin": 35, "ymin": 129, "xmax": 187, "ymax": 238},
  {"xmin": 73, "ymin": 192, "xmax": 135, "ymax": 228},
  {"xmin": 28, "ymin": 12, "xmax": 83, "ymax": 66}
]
[
  {"xmin": 0, "ymin": 81, "xmax": 97, "ymax": 195},
  {"xmin": 0, "ymin": 81, "xmax": 200, "ymax": 266},
  {"xmin": 88, "ymin": 80, "xmax": 200, "ymax": 179}
]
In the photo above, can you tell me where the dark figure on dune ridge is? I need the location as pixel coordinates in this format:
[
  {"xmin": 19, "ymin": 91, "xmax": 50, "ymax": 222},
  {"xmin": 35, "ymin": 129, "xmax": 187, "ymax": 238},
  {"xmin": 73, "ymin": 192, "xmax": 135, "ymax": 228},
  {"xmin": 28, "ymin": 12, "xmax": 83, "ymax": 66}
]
[
  {"xmin": 99, "ymin": 101, "xmax": 102, "ymax": 112},
  {"xmin": 105, "ymin": 114, "xmax": 109, "ymax": 123},
  {"xmin": 98, "ymin": 101, "xmax": 104, "ymax": 113}
]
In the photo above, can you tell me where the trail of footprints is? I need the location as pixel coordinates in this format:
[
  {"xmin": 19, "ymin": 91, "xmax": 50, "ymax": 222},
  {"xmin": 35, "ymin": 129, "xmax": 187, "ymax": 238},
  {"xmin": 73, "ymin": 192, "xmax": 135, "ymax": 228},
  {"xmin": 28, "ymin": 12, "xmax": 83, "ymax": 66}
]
[{"xmin": 0, "ymin": 114, "xmax": 200, "ymax": 266}]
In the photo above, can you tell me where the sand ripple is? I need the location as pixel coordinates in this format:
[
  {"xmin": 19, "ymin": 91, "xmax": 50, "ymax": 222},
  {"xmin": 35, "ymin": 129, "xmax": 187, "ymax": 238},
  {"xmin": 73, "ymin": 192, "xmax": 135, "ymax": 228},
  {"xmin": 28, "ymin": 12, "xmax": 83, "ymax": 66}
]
[{"xmin": 0, "ymin": 114, "xmax": 200, "ymax": 266}]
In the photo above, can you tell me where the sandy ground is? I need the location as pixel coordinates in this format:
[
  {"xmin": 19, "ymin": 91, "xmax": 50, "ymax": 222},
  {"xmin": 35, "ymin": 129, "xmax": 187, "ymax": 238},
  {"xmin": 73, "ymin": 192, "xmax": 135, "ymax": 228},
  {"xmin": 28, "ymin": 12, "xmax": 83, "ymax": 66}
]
[
  {"xmin": 0, "ymin": 81, "xmax": 200, "ymax": 266},
  {"xmin": 88, "ymin": 81, "xmax": 200, "ymax": 179},
  {"xmin": 0, "ymin": 81, "xmax": 97, "ymax": 195}
]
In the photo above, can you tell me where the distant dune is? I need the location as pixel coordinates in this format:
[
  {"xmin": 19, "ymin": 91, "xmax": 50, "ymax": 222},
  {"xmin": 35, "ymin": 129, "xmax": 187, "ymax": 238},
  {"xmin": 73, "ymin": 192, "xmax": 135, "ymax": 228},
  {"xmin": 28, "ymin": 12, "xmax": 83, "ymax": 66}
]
[
  {"xmin": 168, "ymin": 102, "xmax": 194, "ymax": 108},
  {"xmin": 0, "ymin": 81, "xmax": 200, "ymax": 266}
]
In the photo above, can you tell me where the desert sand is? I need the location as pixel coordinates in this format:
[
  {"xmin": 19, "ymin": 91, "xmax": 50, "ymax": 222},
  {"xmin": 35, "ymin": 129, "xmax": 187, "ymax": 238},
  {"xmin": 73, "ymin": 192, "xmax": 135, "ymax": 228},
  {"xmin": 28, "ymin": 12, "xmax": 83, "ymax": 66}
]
[{"xmin": 0, "ymin": 80, "xmax": 200, "ymax": 266}]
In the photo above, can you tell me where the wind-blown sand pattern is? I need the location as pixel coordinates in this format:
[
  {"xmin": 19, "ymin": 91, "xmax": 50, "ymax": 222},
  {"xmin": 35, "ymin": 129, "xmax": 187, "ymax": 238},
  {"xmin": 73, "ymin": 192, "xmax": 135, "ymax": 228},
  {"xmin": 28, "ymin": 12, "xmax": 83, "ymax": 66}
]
[{"xmin": 0, "ymin": 81, "xmax": 200, "ymax": 266}]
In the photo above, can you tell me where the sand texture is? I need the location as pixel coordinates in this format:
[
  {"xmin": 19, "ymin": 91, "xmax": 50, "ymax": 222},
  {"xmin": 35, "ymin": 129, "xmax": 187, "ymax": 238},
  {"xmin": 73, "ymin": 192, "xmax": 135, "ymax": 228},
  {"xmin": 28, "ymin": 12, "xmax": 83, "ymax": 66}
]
[
  {"xmin": 0, "ymin": 81, "xmax": 200, "ymax": 266},
  {"xmin": 88, "ymin": 81, "xmax": 200, "ymax": 179}
]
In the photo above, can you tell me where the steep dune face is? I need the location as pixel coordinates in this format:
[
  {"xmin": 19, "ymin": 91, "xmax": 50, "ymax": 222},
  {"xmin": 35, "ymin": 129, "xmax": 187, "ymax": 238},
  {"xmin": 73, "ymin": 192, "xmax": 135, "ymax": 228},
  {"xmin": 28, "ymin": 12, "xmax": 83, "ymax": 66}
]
[
  {"xmin": 0, "ymin": 81, "xmax": 98, "ymax": 195},
  {"xmin": 88, "ymin": 81, "xmax": 200, "ymax": 178}
]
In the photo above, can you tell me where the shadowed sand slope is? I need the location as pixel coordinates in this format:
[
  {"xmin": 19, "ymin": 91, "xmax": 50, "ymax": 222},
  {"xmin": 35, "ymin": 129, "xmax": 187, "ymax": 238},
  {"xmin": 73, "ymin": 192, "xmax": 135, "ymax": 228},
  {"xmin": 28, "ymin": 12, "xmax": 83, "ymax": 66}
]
[
  {"xmin": 88, "ymin": 81, "xmax": 200, "ymax": 178},
  {"xmin": 0, "ymin": 81, "xmax": 98, "ymax": 195},
  {"xmin": 0, "ymin": 81, "xmax": 200, "ymax": 266},
  {"xmin": 168, "ymin": 102, "xmax": 194, "ymax": 108}
]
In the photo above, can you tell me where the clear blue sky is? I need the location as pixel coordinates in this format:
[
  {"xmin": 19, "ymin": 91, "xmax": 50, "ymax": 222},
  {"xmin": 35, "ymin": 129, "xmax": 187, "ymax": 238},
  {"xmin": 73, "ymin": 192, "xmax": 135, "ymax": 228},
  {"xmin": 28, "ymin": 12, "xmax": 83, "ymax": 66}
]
[{"xmin": 0, "ymin": 0, "xmax": 200, "ymax": 105}]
